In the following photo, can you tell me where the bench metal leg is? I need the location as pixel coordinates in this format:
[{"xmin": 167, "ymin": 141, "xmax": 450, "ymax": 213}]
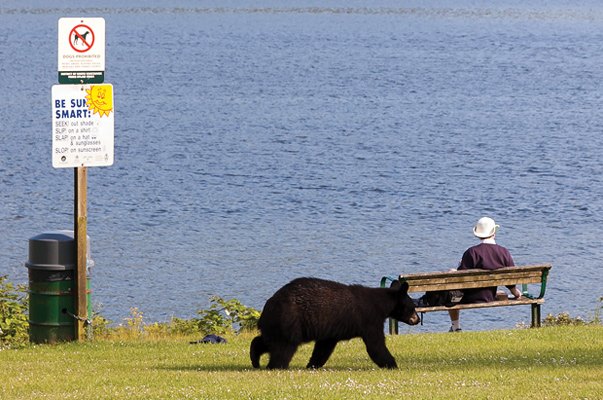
[
  {"xmin": 389, "ymin": 318, "xmax": 399, "ymax": 335},
  {"xmin": 531, "ymin": 304, "xmax": 541, "ymax": 327}
]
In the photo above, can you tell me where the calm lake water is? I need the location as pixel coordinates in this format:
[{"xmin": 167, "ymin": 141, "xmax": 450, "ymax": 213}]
[{"xmin": 1, "ymin": 1, "xmax": 602, "ymax": 333}]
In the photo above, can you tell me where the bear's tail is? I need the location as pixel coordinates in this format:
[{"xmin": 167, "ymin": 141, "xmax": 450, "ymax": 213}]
[{"xmin": 250, "ymin": 335, "xmax": 269, "ymax": 368}]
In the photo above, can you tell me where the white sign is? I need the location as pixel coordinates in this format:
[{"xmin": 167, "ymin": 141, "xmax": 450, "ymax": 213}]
[
  {"xmin": 58, "ymin": 17, "xmax": 105, "ymax": 83},
  {"xmin": 52, "ymin": 84, "xmax": 114, "ymax": 168}
]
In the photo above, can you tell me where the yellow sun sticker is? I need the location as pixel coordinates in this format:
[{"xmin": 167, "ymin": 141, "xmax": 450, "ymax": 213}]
[{"xmin": 85, "ymin": 84, "xmax": 113, "ymax": 117}]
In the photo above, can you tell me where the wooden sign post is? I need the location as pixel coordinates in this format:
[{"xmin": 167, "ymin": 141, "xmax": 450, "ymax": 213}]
[{"xmin": 74, "ymin": 167, "xmax": 88, "ymax": 340}]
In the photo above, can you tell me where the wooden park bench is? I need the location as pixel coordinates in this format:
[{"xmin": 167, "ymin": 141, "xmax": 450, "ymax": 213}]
[{"xmin": 380, "ymin": 264, "xmax": 552, "ymax": 334}]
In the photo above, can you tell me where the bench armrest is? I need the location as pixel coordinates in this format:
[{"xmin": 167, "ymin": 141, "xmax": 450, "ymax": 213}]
[
  {"xmin": 380, "ymin": 275, "xmax": 397, "ymax": 288},
  {"xmin": 522, "ymin": 267, "xmax": 550, "ymax": 299}
]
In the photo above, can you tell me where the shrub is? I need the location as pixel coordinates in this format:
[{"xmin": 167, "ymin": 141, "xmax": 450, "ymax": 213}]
[
  {"xmin": 112, "ymin": 307, "xmax": 146, "ymax": 339},
  {"xmin": 167, "ymin": 316, "xmax": 200, "ymax": 336},
  {"xmin": 197, "ymin": 296, "xmax": 260, "ymax": 335},
  {"xmin": 91, "ymin": 313, "xmax": 112, "ymax": 338},
  {"xmin": 90, "ymin": 298, "xmax": 260, "ymax": 340},
  {"xmin": 543, "ymin": 298, "xmax": 603, "ymax": 327},
  {"xmin": 593, "ymin": 296, "xmax": 602, "ymax": 325},
  {"xmin": 0, "ymin": 275, "xmax": 29, "ymax": 348},
  {"xmin": 543, "ymin": 312, "xmax": 587, "ymax": 326}
]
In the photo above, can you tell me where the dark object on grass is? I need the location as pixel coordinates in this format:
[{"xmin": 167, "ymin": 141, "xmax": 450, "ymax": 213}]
[
  {"xmin": 250, "ymin": 277, "xmax": 420, "ymax": 369},
  {"xmin": 190, "ymin": 334, "xmax": 227, "ymax": 344}
]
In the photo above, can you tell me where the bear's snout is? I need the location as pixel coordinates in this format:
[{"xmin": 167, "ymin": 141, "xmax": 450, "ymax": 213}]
[{"xmin": 408, "ymin": 312, "xmax": 421, "ymax": 325}]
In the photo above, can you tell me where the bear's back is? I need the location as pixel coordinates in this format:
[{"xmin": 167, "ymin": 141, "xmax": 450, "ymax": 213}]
[
  {"xmin": 267, "ymin": 277, "xmax": 357, "ymax": 308},
  {"xmin": 258, "ymin": 277, "xmax": 386, "ymax": 342}
]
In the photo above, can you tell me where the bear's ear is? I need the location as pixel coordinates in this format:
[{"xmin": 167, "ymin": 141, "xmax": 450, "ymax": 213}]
[{"xmin": 398, "ymin": 281, "xmax": 409, "ymax": 294}]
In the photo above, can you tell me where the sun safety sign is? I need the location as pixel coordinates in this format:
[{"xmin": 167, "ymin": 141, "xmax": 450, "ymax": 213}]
[
  {"xmin": 58, "ymin": 17, "xmax": 105, "ymax": 84},
  {"xmin": 52, "ymin": 84, "xmax": 114, "ymax": 168}
]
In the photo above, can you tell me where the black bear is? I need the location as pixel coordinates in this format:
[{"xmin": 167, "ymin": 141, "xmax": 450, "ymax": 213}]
[{"xmin": 250, "ymin": 277, "xmax": 420, "ymax": 369}]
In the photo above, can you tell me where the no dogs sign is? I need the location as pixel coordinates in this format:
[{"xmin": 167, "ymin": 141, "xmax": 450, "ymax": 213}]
[{"xmin": 58, "ymin": 18, "xmax": 105, "ymax": 84}]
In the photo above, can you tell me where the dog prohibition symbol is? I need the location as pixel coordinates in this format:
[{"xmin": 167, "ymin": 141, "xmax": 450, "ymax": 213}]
[{"xmin": 250, "ymin": 277, "xmax": 420, "ymax": 369}]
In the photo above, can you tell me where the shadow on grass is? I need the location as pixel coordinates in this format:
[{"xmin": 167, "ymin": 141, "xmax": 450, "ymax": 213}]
[
  {"xmin": 157, "ymin": 364, "xmax": 257, "ymax": 372},
  {"xmin": 156, "ymin": 363, "xmax": 394, "ymax": 372},
  {"xmin": 157, "ymin": 345, "xmax": 602, "ymax": 373}
]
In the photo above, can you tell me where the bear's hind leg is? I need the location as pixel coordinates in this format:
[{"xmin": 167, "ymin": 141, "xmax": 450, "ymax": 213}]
[
  {"xmin": 362, "ymin": 332, "xmax": 397, "ymax": 369},
  {"xmin": 307, "ymin": 338, "xmax": 338, "ymax": 369},
  {"xmin": 267, "ymin": 342, "xmax": 298, "ymax": 370},
  {"xmin": 250, "ymin": 336, "xmax": 269, "ymax": 368}
]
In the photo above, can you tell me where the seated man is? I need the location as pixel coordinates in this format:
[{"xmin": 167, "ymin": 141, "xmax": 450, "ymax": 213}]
[{"xmin": 448, "ymin": 217, "xmax": 522, "ymax": 332}]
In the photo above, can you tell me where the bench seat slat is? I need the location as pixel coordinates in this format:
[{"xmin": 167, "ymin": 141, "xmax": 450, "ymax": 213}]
[
  {"xmin": 415, "ymin": 297, "xmax": 545, "ymax": 312},
  {"xmin": 406, "ymin": 276, "xmax": 543, "ymax": 292},
  {"xmin": 399, "ymin": 264, "xmax": 550, "ymax": 281},
  {"xmin": 399, "ymin": 264, "xmax": 551, "ymax": 292},
  {"xmin": 402, "ymin": 270, "xmax": 544, "ymax": 284}
]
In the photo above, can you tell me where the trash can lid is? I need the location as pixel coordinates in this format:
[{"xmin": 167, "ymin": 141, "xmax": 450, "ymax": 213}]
[{"xmin": 25, "ymin": 231, "xmax": 75, "ymax": 271}]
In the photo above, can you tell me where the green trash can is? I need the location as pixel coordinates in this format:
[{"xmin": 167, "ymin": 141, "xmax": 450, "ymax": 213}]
[{"xmin": 25, "ymin": 231, "xmax": 92, "ymax": 344}]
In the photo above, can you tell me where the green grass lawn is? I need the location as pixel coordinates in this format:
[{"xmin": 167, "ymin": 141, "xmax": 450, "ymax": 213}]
[{"xmin": 1, "ymin": 326, "xmax": 601, "ymax": 399}]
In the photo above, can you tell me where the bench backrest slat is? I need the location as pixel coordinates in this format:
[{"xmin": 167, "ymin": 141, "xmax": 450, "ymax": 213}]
[{"xmin": 399, "ymin": 264, "xmax": 551, "ymax": 293}]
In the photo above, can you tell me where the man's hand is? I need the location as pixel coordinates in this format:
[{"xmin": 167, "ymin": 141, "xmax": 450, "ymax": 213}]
[{"xmin": 510, "ymin": 287, "xmax": 522, "ymax": 299}]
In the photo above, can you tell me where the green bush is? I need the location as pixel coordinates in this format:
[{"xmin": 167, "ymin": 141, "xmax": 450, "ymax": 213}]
[
  {"xmin": 196, "ymin": 296, "xmax": 260, "ymax": 335},
  {"xmin": 594, "ymin": 296, "xmax": 603, "ymax": 324},
  {"xmin": 166, "ymin": 316, "xmax": 199, "ymax": 336},
  {"xmin": 543, "ymin": 298, "xmax": 603, "ymax": 327},
  {"xmin": 91, "ymin": 312, "xmax": 112, "ymax": 338},
  {"xmin": 543, "ymin": 312, "xmax": 586, "ymax": 326},
  {"xmin": 90, "ymin": 297, "xmax": 260, "ymax": 340},
  {"xmin": 0, "ymin": 275, "xmax": 29, "ymax": 348}
]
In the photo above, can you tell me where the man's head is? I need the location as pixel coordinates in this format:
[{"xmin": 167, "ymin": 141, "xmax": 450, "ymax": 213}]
[{"xmin": 473, "ymin": 217, "xmax": 499, "ymax": 239}]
